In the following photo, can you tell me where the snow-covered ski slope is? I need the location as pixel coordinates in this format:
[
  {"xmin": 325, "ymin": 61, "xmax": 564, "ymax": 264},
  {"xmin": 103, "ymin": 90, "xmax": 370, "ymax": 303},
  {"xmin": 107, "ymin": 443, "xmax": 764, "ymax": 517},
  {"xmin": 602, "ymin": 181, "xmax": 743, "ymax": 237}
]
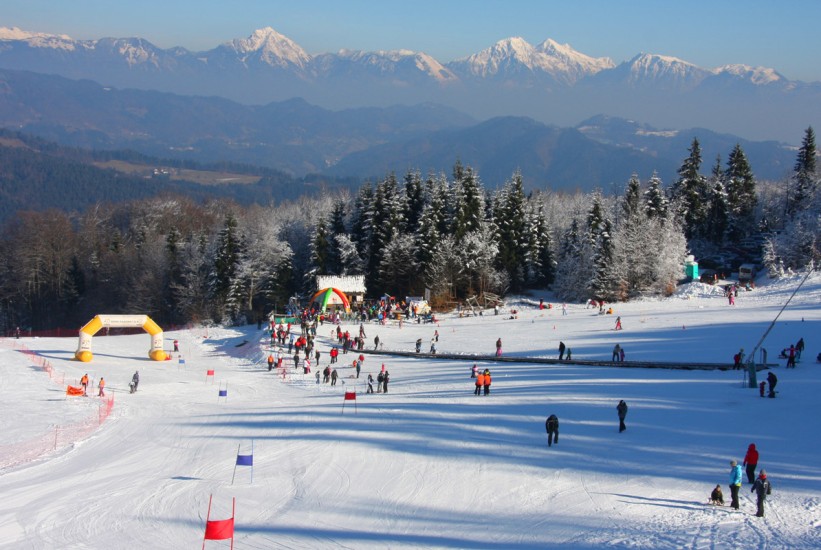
[{"xmin": 1, "ymin": 272, "xmax": 820, "ymax": 549}]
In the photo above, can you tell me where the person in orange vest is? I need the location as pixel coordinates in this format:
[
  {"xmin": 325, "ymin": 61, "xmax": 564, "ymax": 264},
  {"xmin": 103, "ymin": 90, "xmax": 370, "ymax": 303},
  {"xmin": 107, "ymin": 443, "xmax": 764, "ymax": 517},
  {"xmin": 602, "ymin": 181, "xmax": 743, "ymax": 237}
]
[
  {"xmin": 80, "ymin": 373, "xmax": 89, "ymax": 396},
  {"xmin": 475, "ymin": 371, "xmax": 484, "ymax": 396},
  {"xmin": 98, "ymin": 377, "xmax": 105, "ymax": 397},
  {"xmin": 267, "ymin": 354, "xmax": 274, "ymax": 371},
  {"xmin": 483, "ymin": 369, "xmax": 492, "ymax": 396}
]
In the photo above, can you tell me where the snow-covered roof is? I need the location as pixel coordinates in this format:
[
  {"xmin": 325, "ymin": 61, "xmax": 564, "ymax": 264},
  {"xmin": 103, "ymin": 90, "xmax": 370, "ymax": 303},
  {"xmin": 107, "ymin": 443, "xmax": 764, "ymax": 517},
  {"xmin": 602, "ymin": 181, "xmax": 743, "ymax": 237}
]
[{"xmin": 316, "ymin": 275, "xmax": 366, "ymax": 293}]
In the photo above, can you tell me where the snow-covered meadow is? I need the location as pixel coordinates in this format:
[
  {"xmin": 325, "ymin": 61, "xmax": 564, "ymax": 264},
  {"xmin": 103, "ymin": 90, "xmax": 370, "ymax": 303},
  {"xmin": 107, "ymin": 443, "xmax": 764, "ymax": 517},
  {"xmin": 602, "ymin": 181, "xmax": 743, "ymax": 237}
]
[{"xmin": 1, "ymin": 271, "xmax": 820, "ymax": 549}]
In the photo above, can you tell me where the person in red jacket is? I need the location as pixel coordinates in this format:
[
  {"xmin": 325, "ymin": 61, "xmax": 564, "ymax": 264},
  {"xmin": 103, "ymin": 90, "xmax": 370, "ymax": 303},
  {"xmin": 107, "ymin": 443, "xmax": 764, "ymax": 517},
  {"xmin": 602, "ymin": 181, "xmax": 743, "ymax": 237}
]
[{"xmin": 743, "ymin": 443, "xmax": 759, "ymax": 484}]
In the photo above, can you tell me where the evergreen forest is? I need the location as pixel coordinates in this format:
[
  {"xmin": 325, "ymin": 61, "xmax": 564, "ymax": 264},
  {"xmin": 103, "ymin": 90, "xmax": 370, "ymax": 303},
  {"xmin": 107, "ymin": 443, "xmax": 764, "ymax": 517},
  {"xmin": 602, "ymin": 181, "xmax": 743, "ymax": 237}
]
[{"xmin": 0, "ymin": 128, "xmax": 817, "ymax": 334}]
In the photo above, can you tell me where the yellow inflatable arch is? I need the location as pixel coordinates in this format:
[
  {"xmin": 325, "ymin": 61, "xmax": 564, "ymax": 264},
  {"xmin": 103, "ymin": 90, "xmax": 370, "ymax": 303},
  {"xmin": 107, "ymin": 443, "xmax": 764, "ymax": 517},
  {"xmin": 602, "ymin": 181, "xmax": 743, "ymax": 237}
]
[{"xmin": 75, "ymin": 314, "xmax": 168, "ymax": 362}]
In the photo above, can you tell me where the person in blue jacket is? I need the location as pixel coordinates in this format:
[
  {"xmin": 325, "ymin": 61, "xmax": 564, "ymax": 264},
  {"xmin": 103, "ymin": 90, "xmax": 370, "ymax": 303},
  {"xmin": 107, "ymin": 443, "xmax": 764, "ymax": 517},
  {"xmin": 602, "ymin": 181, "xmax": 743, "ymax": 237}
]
[{"xmin": 729, "ymin": 460, "xmax": 744, "ymax": 510}]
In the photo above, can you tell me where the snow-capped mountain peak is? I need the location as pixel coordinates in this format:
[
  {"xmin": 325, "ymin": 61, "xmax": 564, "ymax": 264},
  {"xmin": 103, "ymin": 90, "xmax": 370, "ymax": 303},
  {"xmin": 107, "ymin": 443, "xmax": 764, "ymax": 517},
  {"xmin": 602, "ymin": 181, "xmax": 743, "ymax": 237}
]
[
  {"xmin": 0, "ymin": 26, "xmax": 78, "ymax": 50},
  {"xmin": 450, "ymin": 36, "xmax": 613, "ymax": 84},
  {"xmin": 224, "ymin": 27, "xmax": 311, "ymax": 68},
  {"xmin": 713, "ymin": 64, "xmax": 784, "ymax": 85},
  {"xmin": 621, "ymin": 53, "xmax": 710, "ymax": 88}
]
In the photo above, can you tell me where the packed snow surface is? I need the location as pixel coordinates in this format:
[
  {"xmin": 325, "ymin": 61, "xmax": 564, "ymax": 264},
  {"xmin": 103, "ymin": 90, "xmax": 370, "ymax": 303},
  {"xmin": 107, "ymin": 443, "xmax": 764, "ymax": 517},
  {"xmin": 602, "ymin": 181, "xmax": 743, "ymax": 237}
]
[{"xmin": 1, "ymin": 272, "xmax": 820, "ymax": 549}]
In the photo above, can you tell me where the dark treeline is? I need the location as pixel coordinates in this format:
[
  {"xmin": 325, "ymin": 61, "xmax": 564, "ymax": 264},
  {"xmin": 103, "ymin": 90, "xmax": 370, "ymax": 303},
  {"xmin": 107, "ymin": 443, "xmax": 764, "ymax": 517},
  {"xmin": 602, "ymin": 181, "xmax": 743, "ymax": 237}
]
[{"xmin": 0, "ymin": 128, "xmax": 817, "ymax": 333}]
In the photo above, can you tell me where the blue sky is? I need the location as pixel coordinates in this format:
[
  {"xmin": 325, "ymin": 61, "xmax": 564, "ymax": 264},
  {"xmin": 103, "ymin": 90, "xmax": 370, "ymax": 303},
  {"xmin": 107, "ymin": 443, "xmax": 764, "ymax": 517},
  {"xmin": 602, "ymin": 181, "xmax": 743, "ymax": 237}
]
[{"xmin": 3, "ymin": 0, "xmax": 820, "ymax": 81}]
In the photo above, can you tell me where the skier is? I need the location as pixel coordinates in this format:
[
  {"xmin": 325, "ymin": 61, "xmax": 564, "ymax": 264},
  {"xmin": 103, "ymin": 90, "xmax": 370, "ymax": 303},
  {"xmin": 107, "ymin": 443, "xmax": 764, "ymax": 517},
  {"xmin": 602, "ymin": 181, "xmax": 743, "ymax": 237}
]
[
  {"xmin": 612, "ymin": 344, "xmax": 621, "ymax": 362},
  {"xmin": 323, "ymin": 365, "xmax": 331, "ymax": 383},
  {"xmin": 434, "ymin": 329, "xmax": 439, "ymax": 342},
  {"xmin": 786, "ymin": 345, "xmax": 796, "ymax": 368},
  {"xmin": 130, "ymin": 371, "xmax": 139, "ymax": 393},
  {"xmin": 367, "ymin": 373, "xmax": 374, "ymax": 393},
  {"xmin": 374, "ymin": 335, "xmax": 380, "ymax": 350},
  {"xmin": 558, "ymin": 341, "xmax": 566, "ymax": 361},
  {"xmin": 751, "ymin": 470, "xmax": 772, "ymax": 517},
  {"xmin": 729, "ymin": 460, "xmax": 743, "ymax": 509},
  {"xmin": 795, "ymin": 337, "xmax": 805, "ymax": 359},
  {"xmin": 356, "ymin": 358, "xmax": 362, "ymax": 378},
  {"xmin": 617, "ymin": 400, "xmax": 628, "ymax": 432},
  {"xmin": 173, "ymin": 339, "xmax": 179, "ymax": 352},
  {"xmin": 415, "ymin": 338, "xmax": 422, "ymax": 353},
  {"xmin": 614, "ymin": 316, "xmax": 622, "ymax": 330},
  {"xmin": 743, "ymin": 443, "xmax": 759, "ymax": 484},
  {"xmin": 382, "ymin": 370, "xmax": 390, "ymax": 393},
  {"xmin": 98, "ymin": 377, "xmax": 106, "ymax": 397},
  {"xmin": 767, "ymin": 371, "xmax": 778, "ymax": 397},
  {"xmin": 471, "ymin": 364, "xmax": 478, "ymax": 378},
  {"xmin": 496, "ymin": 338, "xmax": 502, "ymax": 357},
  {"xmin": 267, "ymin": 354, "xmax": 274, "ymax": 371},
  {"xmin": 331, "ymin": 369, "xmax": 338, "ymax": 386},
  {"xmin": 483, "ymin": 369, "xmax": 492, "ymax": 395},
  {"xmin": 545, "ymin": 414, "xmax": 559, "ymax": 447}
]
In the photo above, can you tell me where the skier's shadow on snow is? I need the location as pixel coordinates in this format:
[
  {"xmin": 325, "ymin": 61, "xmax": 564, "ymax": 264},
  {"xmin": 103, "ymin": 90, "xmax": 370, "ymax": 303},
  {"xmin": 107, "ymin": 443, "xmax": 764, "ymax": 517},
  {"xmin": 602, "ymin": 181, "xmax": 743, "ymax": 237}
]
[{"xmin": 612, "ymin": 493, "xmax": 704, "ymax": 511}]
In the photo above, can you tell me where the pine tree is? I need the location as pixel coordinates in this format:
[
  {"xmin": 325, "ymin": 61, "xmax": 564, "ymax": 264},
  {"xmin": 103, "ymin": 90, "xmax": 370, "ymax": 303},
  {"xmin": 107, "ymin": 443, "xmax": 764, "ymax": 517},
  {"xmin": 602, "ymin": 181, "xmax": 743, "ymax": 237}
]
[
  {"xmin": 452, "ymin": 164, "xmax": 485, "ymax": 243},
  {"xmin": 671, "ymin": 138, "xmax": 709, "ymax": 238},
  {"xmin": 527, "ymin": 201, "xmax": 555, "ymax": 287},
  {"xmin": 211, "ymin": 213, "xmax": 241, "ymax": 307},
  {"xmin": 493, "ymin": 171, "xmax": 528, "ymax": 291},
  {"xmin": 788, "ymin": 126, "xmax": 818, "ymax": 215},
  {"xmin": 309, "ymin": 217, "xmax": 331, "ymax": 277},
  {"xmin": 327, "ymin": 200, "xmax": 349, "ymax": 274},
  {"xmin": 704, "ymin": 157, "xmax": 729, "ymax": 245},
  {"xmin": 724, "ymin": 144, "xmax": 757, "ymax": 243},
  {"xmin": 554, "ymin": 219, "xmax": 594, "ymax": 302},
  {"xmin": 403, "ymin": 170, "xmax": 425, "ymax": 235},
  {"xmin": 644, "ymin": 172, "xmax": 669, "ymax": 220}
]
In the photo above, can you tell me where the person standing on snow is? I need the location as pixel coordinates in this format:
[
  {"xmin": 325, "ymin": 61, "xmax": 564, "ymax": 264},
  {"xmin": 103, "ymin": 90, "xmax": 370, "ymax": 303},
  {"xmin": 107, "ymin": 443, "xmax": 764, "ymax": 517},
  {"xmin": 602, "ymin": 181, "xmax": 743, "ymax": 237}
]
[
  {"xmin": 612, "ymin": 344, "xmax": 621, "ymax": 362},
  {"xmin": 614, "ymin": 316, "xmax": 622, "ymax": 330},
  {"xmin": 751, "ymin": 470, "xmax": 771, "ymax": 517},
  {"xmin": 496, "ymin": 338, "xmax": 502, "ymax": 357},
  {"xmin": 130, "ymin": 371, "xmax": 139, "ymax": 393},
  {"xmin": 367, "ymin": 373, "xmax": 374, "ymax": 394},
  {"xmin": 475, "ymin": 371, "xmax": 484, "ymax": 396},
  {"xmin": 617, "ymin": 400, "xmax": 628, "ymax": 432},
  {"xmin": 545, "ymin": 414, "xmax": 559, "ymax": 447},
  {"xmin": 558, "ymin": 341, "xmax": 566, "ymax": 361},
  {"xmin": 729, "ymin": 460, "xmax": 744, "ymax": 510},
  {"xmin": 267, "ymin": 354, "xmax": 274, "ymax": 371},
  {"xmin": 98, "ymin": 377, "xmax": 106, "ymax": 397},
  {"xmin": 330, "ymin": 369, "xmax": 338, "ymax": 386},
  {"xmin": 767, "ymin": 371, "xmax": 778, "ymax": 397},
  {"xmin": 482, "ymin": 369, "xmax": 492, "ymax": 395},
  {"xmin": 471, "ymin": 364, "xmax": 478, "ymax": 378},
  {"xmin": 382, "ymin": 370, "xmax": 390, "ymax": 393},
  {"xmin": 743, "ymin": 443, "xmax": 759, "ymax": 484}
]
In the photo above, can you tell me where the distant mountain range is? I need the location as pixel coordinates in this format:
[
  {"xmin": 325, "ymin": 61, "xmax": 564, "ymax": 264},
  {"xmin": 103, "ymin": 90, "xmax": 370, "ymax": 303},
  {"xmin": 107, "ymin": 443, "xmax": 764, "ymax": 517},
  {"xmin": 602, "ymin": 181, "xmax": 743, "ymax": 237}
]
[
  {"xmin": 1, "ymin": 26, "xmax": 818, "ymax": 143},
  {"xmin": 0, "ymin": 68, "xmax": 797, "ymax": 192}
]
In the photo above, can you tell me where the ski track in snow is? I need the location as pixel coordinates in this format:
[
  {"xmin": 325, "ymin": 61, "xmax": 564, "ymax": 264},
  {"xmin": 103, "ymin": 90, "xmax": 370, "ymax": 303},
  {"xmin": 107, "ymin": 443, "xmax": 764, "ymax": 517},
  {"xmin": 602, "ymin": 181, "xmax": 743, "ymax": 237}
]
[{"xmin": 1, "ymin": 272, "xmax": 821, "ymax": 548}]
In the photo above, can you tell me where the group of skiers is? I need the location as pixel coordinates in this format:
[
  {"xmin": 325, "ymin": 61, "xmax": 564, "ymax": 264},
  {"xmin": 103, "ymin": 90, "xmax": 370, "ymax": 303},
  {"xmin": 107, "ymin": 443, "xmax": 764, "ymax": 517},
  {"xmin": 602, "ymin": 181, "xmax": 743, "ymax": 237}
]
[
  {"xmin": 471, "ymin": 366, "xmax": 492, "ymax": 395},
  {"xmin": 723, "ymin": 443, "xmax": 772, "ymax": 517}
]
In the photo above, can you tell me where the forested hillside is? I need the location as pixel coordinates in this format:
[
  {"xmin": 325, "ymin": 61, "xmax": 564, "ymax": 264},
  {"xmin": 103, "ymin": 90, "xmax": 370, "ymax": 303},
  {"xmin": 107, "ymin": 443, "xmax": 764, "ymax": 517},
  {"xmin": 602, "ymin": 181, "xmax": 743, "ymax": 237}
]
[
  {"xmin": 0, "ymin": 127, "xmax": 816, "ymax": 335},
  {"xmin": 0, "ymin": 130, "xmax": 354, "ymax": 223}
]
